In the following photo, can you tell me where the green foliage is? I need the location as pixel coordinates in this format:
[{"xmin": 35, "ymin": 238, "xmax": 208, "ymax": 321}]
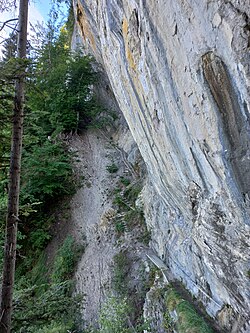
[
  {"xmin": 165, "ymin": 288, "xmax": 214, "ymax": 333},
  {"xmin": 36, "ymin": 321, "xmax": 73, "ymax": 333},
  {"xmin": 27, "ymin": 24, "xmax": 102, "ymax": 137},
  {"xmin": 52, "ymin": 235, "xmax": 82, "ymax": 283},
  {"xmin": 99, "ymin": 296, "xmax": 130, "ymax": 333},
  {"xmin": 21, "ymin": 141, "xmax": 74, "ymax": 202},
  {"xmin": 113, "ymin": 181, "xmax": 142, "ymax": 213},
  {"xmin": 0, "ymin": 8, "xmax": 110, "ymax": 333},
  {"xmin": 0, "ymin": 18, "xmax": 107, "ymax": 267},
  {"xmin": 0, "ymin": 58, "xmax": 15, "ymax": 205},
  {"xmin": 165, "ymin": 288, "xmax": 183, "ymax": 310},
  {"xmin": 19, "ymin": 201, "xmax": 42, "ymax": 217},
  {"xmin": 120, "ymin": 177, "xmax": 131, "ymax": 186},
  {"xmin": 0, "ymin": 20, "xmax": 106, "ymax": 257},
  {"xmin": 112, "ymin": 179, "xmax": 149, "ymax": 241},
  {"xmin": 0, "ymin": 229, "xmax": 4, "ymax": 272},
  {"xmin": 12, "ymin": 281, "xmax": 82, "ymax": 333},
  {"xmin": 177, "ymin": 302, "xmax": 213, "ymax": 333},
  {"xmin": 0, "ymin": 7, "xmax": 103, "ymax": 333},
  {"xmin": 147, "ymin": 266, "xmax": 161, "ymax": 289},
  {"xmin": 16, "ymin": 139, "xmax": 75, "ymax": 259},
  {"xmin": 27, "ymin": 253, "xmax": 49, "ymax": 288},
  {"xmin": 163, "ymin": 311, "xmax": 174, "ymax": 330},
  {"xmin": 85, "ymin": 296, "xmax": 149, "ymax": 333},
  {"xmin": 123, "ymin": 182, "xmax": 142, "ymax": 203},
  {"xmin": 13, "ymin": 235, "xmax": 84, "ymax": 332},
  {"xmin": 138, "ymin": 228, "xmax": 151, "ymax": 245},
  {"xmin": 65, "ymin": 3, "xmax": 75, "ymax": 41},
  {"xmin": 124, "ymin": 208, "xmax": 144, "ymax": 226},
  {"xmin": 113, "ymin": 251, "xmax": 130, "ymax": 296},
  {"xmin": 29, "ymin": 229, "xmax": 52, "ymax": 250},
  {"xmin": 1, "ymin": 30, "xmax": 17, "ymax": 61},
  {"xmin": 113, "ymin": 193, "xmax": 125, "ymax": 208},
  {"xmin": 115, "ymin": 221, "xmax": 126, "ymax": 233},
  {"xmin": 106, "ymin": 163, "xmax": 119, "ymax": 173}
]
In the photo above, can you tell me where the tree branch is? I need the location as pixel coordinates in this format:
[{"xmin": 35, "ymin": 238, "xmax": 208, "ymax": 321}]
[{"xmin": 0, "ymin": 18, "xmax": 18, "ymax": 32}]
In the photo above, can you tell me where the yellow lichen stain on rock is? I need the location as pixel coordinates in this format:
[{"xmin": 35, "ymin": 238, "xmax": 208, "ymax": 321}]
[
  {"xmin": 122, "ymin": 17, "xmax": 137, "ymax": 72},
  {"xmin": 76, "ymin": 1, "xmax": 96, "ymax": 52},
  {"xmin": 122, "ymin": 17, "xmax": 129, "ymax": 36},
  {"xmin": 122, "ymin": 17, "xmax": 146, "ymax": 113}
]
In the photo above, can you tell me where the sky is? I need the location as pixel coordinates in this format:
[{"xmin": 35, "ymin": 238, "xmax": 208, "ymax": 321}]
[
  {"xmin": 0, "ymin": 1, "xmax": 47, "ymax": 55},
  {"xmin": 0, "ymin": 1, "xmax": 49, "ymax": 31},
  {"xmin": 33, "ymin": 0, "xmax": 51, "ymax": 21},
  {"xmin": 0, "ymin": 0, "xmax": 68, "ymax": 56}
]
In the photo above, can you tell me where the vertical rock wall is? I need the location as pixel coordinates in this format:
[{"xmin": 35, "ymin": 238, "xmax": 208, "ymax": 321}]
[{"xmin": 73, "ymin": 0, "xmax": 250, "ymax": 330}]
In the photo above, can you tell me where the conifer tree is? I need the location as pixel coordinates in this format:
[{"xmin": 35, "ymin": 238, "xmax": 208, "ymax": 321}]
[
  {"xmin": 0, "ymin": 1, "xmax": 28, "ymax": 332},
  {"xmin": 1, "ymin": 31, "xmax": 18, "ymax": 62}
]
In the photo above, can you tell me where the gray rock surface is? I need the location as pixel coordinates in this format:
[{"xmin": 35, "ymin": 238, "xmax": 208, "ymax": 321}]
[
  {"xmin": 69, "ymin": 128, "xmax": 149, "ymax": 328},
  {"xmin": 69, "ymin": 130, "xmax": 129, "ymax": 327},
  {"xmin": 73, "ymin": 0, "xmax": 250, "ymax": 330}
]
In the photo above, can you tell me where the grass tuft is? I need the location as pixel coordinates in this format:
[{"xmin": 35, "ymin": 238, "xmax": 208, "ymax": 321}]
[{"xmin": 165, "ymin": 288, "xmax": 214, "ymax": 333}]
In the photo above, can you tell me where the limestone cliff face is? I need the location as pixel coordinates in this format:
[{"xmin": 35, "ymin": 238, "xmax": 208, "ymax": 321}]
[{"xmin": 73, "ymin": 0, "xmax": 250, "ymax": 330}]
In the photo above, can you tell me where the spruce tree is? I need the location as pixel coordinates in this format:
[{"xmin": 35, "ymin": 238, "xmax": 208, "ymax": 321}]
[
  {"xmin": 0, "ymin": 1, "xmax": 28, "ymax": 332},
  {"xmin": 1, "ymin": 31, "xmax": 18, "ymax": 62}
]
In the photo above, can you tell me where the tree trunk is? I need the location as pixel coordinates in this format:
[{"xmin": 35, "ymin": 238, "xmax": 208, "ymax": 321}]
[{"xmin": 0, "ymin": 1, "xmax": 28, "ymax": 332}]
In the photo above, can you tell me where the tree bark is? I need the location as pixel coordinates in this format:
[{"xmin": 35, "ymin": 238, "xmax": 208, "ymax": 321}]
[{"xmin": 0, "ymin": 1, "xmax": 28, "ymax": 332}]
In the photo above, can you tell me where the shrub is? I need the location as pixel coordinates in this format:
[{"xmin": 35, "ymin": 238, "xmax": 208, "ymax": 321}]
[
  {"xmin": 12, "ymin": 281, "xmax": 82, "ymax": 333},
  {"xmin": 29, "ymin": 229, "xmax": 52, "ymax": 250},
  {"xmin": 27, "ymin": 252, "xmax": 49, "ymax": 288},
  {"xmin": 36, "ymin": 321, "xmax": 74, "ymax": 333},
  {"xmin": 120, "ymin": 177, "xmax": 130, "ymax": 186},
  {"xmin": 96, "ymin": 296, "xmax": 148, "ymax": 333},
  {"xmin": 13, "ymin": 236, "xmax": 84, "ymax": 332},
  {"xmin": 123, "ymin": 183, "xmax": 142, "ymax": 203},
  {"xmin": 113, "ymin": 251, "xmax": 130, "ymax": 296},
  {"xmin": 51, "ymin": 235, "xmax": 82, "ymax": 283},
  {"xmin": 21, "ymin": 141, "xmax": 75, "ymax": 203},
  {"xmin": 106, "ymin": 163, "xmax": 119, "ymax": 173},
  {"xmin": 165, "ymin": 288, "xmax": 214, "ymax": 333},
  {"xmin": 115, "ymin": 221, "xmax": 126, "ymax": 234},
  {"xmin": 99, "ymin": 296, "xmax": 130, "ymax": 333}
]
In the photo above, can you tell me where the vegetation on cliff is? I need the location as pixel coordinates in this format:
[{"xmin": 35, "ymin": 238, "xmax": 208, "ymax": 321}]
[{"xmin": 0, "ymin": 3, "xmax": 102, "ymax": 331}]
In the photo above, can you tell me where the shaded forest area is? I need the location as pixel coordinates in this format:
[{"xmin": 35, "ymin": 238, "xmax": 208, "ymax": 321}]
[{"xmin": 0, "ymin": 2, "xmax": 107, "ymax": 331}]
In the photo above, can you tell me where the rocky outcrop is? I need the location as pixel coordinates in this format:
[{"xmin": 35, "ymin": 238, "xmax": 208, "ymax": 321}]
[{"xmin": 73, "ymin": 1, "xmax": 250, "ymax": 331}]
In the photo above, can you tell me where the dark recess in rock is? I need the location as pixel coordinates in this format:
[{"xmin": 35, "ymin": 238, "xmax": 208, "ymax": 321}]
[{"xmin": 202, "ymin": 51, "xmax": 250, "ymax": 200}]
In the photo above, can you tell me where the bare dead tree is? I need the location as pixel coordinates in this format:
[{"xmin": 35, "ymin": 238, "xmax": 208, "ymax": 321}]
[{"xmin": 0, "ymin": 0, "xmax": 28, "ymax": 332}]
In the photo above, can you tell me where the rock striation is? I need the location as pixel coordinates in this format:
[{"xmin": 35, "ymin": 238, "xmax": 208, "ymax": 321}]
[{"xmin": 73, "ymin": 0, "xmax": 250, "ymax": 331}]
